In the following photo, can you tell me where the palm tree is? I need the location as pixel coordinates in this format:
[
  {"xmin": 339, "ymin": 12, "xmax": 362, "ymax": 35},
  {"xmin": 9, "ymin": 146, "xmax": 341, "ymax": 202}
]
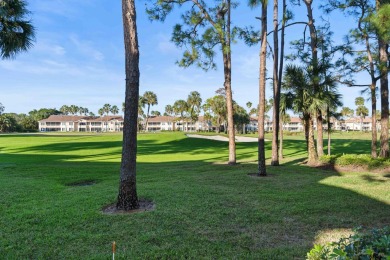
[
  {"xmin": 98, "ymin": 108, "xmax": 104, "ymax": 117},
  {"xmin": 150, "ymin": 110, "xmax": 161, "ymax": 116},
  {"xmin": 83, "ymin": 108, "xmax": 89, "ymax": 116},
  {"xmin": 142, "ymin": 91, "xmax": 157, "ymax": 132},
  {"xmin": 165, "ymin": 105, "xmax": 174, "ymax": 116},
  {"xmin": 203, "ymin": 95, "xmax": 226, "ymax": 133},
  {"xmin": 323, "ymin": 80, "xmax": 343, "ymax": 156},
  {"xmin": 244, "ymin": 102, "xmax": 252, "ymax": 134},
  {"xmin": 173, "ymin": 99, "xmax": 188, "ymax": 131},
  {"xmin": 341, "ymin": 107, "xmax": 354, "ymax": 120},
  {"xmin": 246, "ymin": 102, "xmax": 252, "ymax": 110},
  {"xmin": 111, "ymin": 105, "xmax": 119, "ymax": 115},
  {"xmin": 78, "ymin": 107, "xmax": 88, "ymax": 115},
  {"xmin": 102, "ymin": 104, "xmax": 111, "ymax": 116},
  {"xmin": 0, "ymin": 0, "xmax": 35, "ymax": 59},
  {"xmin": 279, "ymin": 92, "xmax": 293, "ymax": 160},
  {"xmin": 164, "ymin": 104, "xmax": 174, "ymax": 130},
  {"xmin": 316, "ymin": 67, "xmax": 343, "ymax": 157},
  {"xmin": 283, "ymin": 64, "xmax": 323, "ymax": 165},
  {"xmin": 355, "ymin": 97, "xmax": 368, "ymax": 132},
  {"xmin": 59, "ymin": 105, "xmax": 69, "ymax": 115},
  {"xmin": 117, "ymin": 0, "xmax": 140, "ymax": 210},
  {"xmin": 187, "ymin": 91, "xmax": 202, "ymax": 131},
  {"xmin": 69, "ymin": 105, "xmax": 79, "ymax": 115},
  {"xmin": 137, "ymin": 97, "xmax": 146, "ymax": 132}
]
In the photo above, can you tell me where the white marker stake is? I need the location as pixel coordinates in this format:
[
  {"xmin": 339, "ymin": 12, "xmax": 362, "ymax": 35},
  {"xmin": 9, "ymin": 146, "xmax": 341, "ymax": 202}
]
[{"xmin": 112, "ymin": 241, "xmax": 116, "ymax": 260}]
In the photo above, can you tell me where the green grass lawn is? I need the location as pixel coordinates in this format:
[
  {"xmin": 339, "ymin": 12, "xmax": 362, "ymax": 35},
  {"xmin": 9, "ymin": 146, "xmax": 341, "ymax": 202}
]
[{"xmin": 0, "ymin": 132, "xmax": 389, "ymax": 259}]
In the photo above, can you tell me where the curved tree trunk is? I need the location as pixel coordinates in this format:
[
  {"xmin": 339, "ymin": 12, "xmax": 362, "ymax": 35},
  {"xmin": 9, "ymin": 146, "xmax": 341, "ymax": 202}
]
[
  {"xmin": 117, "ymin": 0, "xmax": 140, "ymax": 210},
  {"xmin": 257, "ymin": 1, "xmax": 267, "ymax": 176}
]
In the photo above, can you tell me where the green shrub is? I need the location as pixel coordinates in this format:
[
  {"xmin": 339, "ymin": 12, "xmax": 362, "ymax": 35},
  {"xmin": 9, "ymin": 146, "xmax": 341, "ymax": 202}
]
[
  {"xmin": 335, "ymin": 154, "xmax": 372, "ymax": 166},
  {"xmin": 319, "ymin": 155, "xmax": 338, "ymax": 164},
  {"xmin": 319, "ymin": 154, "xmax": 390, "ymax": 170},
  {"xmin": 307, "ymin": 226, "xmax": 390, "ymax": 260}
]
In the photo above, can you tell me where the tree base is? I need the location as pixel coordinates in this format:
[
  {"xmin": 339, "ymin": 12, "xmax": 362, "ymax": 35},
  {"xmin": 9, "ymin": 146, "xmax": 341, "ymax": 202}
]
[
  {"xmin": 102, "ymin": 199, "xmax": 154, "ymax": 215},
  {"xmin": 248, "ymin": 173, "xmax": 269, "ymax": 178}
]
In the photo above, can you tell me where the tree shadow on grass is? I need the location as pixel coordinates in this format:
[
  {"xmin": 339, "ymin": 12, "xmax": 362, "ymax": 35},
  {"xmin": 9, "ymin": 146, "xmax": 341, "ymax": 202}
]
[{"xmin": 0, "ymin": 133, "xmax": 389, "ymax": 259}]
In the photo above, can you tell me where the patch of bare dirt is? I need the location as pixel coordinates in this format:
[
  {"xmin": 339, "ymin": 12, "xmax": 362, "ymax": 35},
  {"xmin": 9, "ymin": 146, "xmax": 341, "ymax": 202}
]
[
  {"xmin": 102, "ymin": 199, "xmax": 155, "ymax": 215},
  {"xmin": 66, "ymin": 180, "xmax": 98, "ymax": 186},
  {"xmin": 247, "ymin": 173, "xmax": 275, "ymax": 178}
]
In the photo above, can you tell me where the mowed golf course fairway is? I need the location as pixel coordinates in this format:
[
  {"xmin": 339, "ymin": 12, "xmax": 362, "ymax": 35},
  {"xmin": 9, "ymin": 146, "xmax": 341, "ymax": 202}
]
[{"xmin": 0, "ymin": 132, "xmax": 389, "ymax": 259}]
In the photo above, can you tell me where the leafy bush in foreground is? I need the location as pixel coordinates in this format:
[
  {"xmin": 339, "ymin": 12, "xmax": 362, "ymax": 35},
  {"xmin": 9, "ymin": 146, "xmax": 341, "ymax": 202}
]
[{"xmin": 307, "ymin": 227, "xmax": 390, "ymax": 260}]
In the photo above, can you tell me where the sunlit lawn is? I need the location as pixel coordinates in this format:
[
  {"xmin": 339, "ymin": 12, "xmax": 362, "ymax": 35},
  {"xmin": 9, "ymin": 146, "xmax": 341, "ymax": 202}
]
[{"xmin": 0, "ymin": 132, "xmax": 389, "ymax": 259}]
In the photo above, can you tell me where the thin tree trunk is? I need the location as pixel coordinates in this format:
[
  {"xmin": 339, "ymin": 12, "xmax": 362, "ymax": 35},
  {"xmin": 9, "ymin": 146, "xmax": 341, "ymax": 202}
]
[
  {"xmin": 363, "ymin": 25, "xmax": 378, "ymax": 157},
  {"xmin": 279, "ymin": 118, "xmax": 284, "ymax": 160},
  {"xmin": 317, "ymin": 113, "xmax": 324, "ymax": 157},
  {"xmin": 258, "ymin": 1, "xmax": 267, "ymax": 176},
  {"xmin": 117, "ymin": 0, "xmax": 140, "ymax": 210},
  {"xmin": 277, "ymin": 0, "xmax": 287, "ymax": 163},
  {"xmin": 371, "ymin": 85, "xmax": 378, "ymax": 158},
  {"xmin": 308, "ymin": 117, "xmax": 318, "ymax": 165},
  {"xmin": 271, "ymin": 0, "xmax": 280, "ymax": 166},
  {"xmin": 224, "ymin": 0, "xmax": 236, "ymax": 165},
  {"xmin": 327, "ymin": 107, "xmax": 331, "ymax": 156},
  {"xmin": 145, "ymin": 105, "xmax": 151, "ymax": 132},
  {"xmin": 304, "ymin": 117, "xmax": 309, "ymax": 150}
]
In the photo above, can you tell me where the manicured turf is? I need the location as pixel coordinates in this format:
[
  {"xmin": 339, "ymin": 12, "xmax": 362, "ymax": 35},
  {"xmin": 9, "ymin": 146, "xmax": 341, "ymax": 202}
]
[{"xmin": 0, "ymin": 132, "xmax": 389, "ymax": 259}]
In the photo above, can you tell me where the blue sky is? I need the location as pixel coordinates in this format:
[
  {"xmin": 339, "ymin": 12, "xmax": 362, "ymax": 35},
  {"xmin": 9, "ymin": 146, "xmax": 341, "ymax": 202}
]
[{"xmin": 1, "ymin": 0, "xmax": 366, "ymax": 116}]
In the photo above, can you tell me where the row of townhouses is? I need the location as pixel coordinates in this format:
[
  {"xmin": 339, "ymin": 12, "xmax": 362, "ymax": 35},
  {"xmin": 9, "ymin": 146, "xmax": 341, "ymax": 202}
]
[
  {"xmin": 246, "ymin": 117, "xmax": 379, "ymax": 132},
  {"xmin": 38, "ymin": 115, "xmax": 380, "ymax": 133},
  {"xmin": 39, "ymin": 115, "xmax": 124, "ymax": 132}
]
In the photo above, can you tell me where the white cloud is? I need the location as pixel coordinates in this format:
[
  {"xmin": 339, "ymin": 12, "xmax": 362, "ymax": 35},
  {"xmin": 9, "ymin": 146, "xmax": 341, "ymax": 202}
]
[
  {"xmin": 34, "ymin": 41, "xmax": 66, "ymax": 56},
  {"xmin": 69, "ymin": 35, "xmax": 104, "ymax": 61}
]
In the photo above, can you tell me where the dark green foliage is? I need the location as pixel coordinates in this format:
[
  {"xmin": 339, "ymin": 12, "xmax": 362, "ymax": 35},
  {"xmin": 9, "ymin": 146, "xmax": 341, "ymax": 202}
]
[
  {"xmin": 307, "ymin": 227, "xmax": 390, "ymax": 260},
  {"xmin": 0, "ymin": 108, "xmax": 60, "ymax": 132},
  {"xmin": 319, "ymin": 154, "xmax": 390, "ymax": 169},
  {"xmin": 0, "ymin": 0, "xmax": 35, "ymax": 59},
  {"xmin": 147, "ymin": 1, "xmax": 238, "ymax": 71},
  {"xmin": 28, "ymin": 108, "xmax": 61, "ymax": 121},
  {"xmin": 0, "ymin": 113, "xmax": 18, "ymax": 132},
  {"xmin": 233, "ymin": 102, "xmax": 250, "ymax": 130}
]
